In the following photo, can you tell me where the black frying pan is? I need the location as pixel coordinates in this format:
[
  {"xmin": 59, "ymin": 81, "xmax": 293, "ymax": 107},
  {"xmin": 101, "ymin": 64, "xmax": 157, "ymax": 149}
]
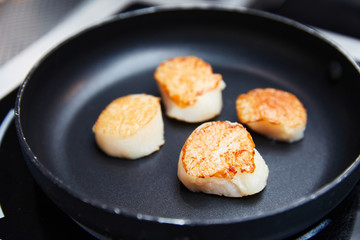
[{"xmin": 15, "ymin": 5, "xmax": 360, "ymax": 239}]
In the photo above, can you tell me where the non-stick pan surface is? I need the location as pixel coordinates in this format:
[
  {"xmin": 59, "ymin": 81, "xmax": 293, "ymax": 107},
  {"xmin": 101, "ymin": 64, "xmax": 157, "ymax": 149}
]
[{"xmin": 15, "ymin": 5, "xmax": 360, "ymax": 240}]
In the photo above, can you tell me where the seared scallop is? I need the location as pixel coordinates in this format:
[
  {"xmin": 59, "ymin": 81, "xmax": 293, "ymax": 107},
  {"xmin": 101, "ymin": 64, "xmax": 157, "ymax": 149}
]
[
  {"xmin": 178, "ymin": 121, "xmax": 269, "ymax": 197},
  {"xmin": 154, "ymin": 56, "xmax": 226, "ymax": 122},
  {"xmin": 93, "ymin": 94, "xmax": 164, "ymax": 159},
  {"xmin": 236, "ymin": 88, "xmax": 307, "ymax": 142}
]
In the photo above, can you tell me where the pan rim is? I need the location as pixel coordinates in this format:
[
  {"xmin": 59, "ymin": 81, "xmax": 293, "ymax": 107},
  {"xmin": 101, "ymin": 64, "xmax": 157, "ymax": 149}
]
[{"xmin": 15, "ymin": 3, "xmax": 360, "ymax": 227}]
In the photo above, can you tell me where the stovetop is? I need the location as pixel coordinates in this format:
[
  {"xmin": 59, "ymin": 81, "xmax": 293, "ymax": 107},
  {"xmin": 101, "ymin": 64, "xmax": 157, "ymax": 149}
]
[{"xmin": 1, "ymin": 1, "xmax": 360, "ymax": 239}]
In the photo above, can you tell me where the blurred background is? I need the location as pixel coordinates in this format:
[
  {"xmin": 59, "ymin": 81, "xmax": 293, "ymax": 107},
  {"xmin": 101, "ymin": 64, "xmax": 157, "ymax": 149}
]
[
  {"xmin": 0, "ymin": 0, "xmax": 359, "ymax": 100},
  {"xmin": 1, "ymin": 0, "xmax": 359, "ymax": 67}
]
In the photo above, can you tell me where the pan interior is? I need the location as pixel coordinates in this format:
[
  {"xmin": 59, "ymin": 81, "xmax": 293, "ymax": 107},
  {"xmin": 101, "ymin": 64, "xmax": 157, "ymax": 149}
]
[{"xmin": 18, "ymin": 9, "xmax": 360, "ymax": 222}]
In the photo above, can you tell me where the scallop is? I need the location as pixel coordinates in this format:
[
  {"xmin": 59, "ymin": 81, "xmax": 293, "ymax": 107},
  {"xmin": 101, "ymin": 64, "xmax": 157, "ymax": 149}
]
[
  {"xmin": 154, "ymin": 56, "xmax": 226, "ymax": 123},
  {"xmin": 236, "ymin": 88, "xmax": 307, "ymax": 142},
  {"xmin": 93, "ymin": 94, "xmax": 164, "ymax": 159},
  {"xmin": 178, "ymin": 121, "xmax": 269, "ymax": 197}
]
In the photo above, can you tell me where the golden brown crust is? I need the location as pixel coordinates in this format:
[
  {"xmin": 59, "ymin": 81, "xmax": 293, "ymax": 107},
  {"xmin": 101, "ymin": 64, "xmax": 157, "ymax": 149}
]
[
  {"xmin": 181, "ymin": 121, "xmax": 255, "ymax": 179},
  {"xmin": 236, "ymin": 88, "xmax": 307, "ymax": 128},
  {"xmin": 93, "ymin": 94, "xmax": 160, "ymax": 138},
  {"xmin": 154, "ymin": 56, "xmax": 222, "ymax": 108}
]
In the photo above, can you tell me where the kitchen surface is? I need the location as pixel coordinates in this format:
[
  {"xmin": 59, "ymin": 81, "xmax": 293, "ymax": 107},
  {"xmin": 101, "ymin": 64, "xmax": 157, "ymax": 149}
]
[{"xmin": 1, "ymin": 0, "xmax": 360, "ymax": 239}]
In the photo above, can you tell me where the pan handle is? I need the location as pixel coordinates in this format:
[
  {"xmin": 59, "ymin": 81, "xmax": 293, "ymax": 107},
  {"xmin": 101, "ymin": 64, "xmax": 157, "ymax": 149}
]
[{"xmin": 316, "ymin": 28, "xmax": 360, "ymax": 63}]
